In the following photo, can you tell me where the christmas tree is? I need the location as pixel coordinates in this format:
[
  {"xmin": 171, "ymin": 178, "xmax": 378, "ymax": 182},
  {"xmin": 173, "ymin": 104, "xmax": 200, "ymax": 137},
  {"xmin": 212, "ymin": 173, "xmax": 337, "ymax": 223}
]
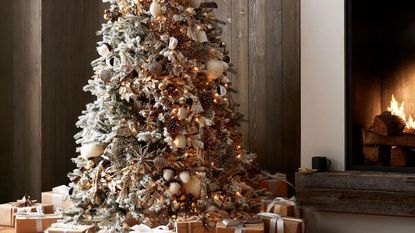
[{"xmin": 67, "ymin": 0, "xmax": 262, "ymax": 231}]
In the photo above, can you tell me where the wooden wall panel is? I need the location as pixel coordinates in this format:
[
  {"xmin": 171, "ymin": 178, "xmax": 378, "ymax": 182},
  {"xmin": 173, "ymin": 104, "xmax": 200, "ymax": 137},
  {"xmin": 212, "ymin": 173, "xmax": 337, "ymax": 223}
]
[
  {"xmin": 41, "ymin": 0, "xmax": 103, "ymax": 192},
  {"xmin": 0, "ymin": 1, "xmax": 14, "ymax": 202}
]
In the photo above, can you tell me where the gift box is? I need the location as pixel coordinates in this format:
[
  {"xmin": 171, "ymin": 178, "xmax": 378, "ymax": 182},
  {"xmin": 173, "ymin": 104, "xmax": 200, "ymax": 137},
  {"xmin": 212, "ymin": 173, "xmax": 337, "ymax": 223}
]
[
  {"xmin": 175, "ymin": 220, "xmax": 205, "ymax": 233},
  {"xmin": 216, "ymin": 220, "xmax": 264, "ymax": 233},
  {"xmin": 259, "ymin": 179, "xmax": 288, "ymax": 198},
  {"xmin": 260, "ymin": 198, "xmax": 297, "ymax": 217},
  {"xmin": 42, "ymin": 191, "xmax": 72, "ymax": 211},
  {"xmin": 45, "ymin": 221, "xmax": 95, "ymax": 233},
  {"xmin": 259, "ymin": 214, "xmax": 304, "ymax": 233},
  {"xmin": 0, "ymin": 202, "xmax": 54, "ymax": 227},
  {"xmin": 15, "ymin": 214, "xmax": 62, "ymax": 233}
]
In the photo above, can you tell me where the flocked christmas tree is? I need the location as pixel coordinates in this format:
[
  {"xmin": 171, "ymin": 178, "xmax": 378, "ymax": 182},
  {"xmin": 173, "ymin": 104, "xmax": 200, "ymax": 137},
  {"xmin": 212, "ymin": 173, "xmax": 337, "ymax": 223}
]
[{"xmin": 67, "ymin": 0, "xmax": 263, "ymax": 231}]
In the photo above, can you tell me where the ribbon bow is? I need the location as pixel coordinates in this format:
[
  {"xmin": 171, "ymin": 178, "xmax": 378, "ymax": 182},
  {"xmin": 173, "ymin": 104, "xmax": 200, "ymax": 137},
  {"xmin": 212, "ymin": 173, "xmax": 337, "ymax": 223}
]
[
  {"xmin": 222, "ymin": 217, "xmax": 263, "ymax": 233},
  {"xmin": 16, "ymin": 195, "xmax": 36, "ymax": 207},
  {"xmin": 266, "ymin": 197, "xmax": 296, "ymax": 213},
  {"xmin": 130, "ymin": 224, "xmax": 173, "ymax": 233}
]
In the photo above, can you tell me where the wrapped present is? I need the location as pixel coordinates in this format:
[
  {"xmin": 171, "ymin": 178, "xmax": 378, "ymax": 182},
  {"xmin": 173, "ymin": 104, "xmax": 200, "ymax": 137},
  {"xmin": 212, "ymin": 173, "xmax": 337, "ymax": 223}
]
[
  {"xmin": 42, "ymin": 185, "xmax": 72, "ymax": 211},
  {"xmin": 45, "ymin": 221, "xmax": 95, "ymax": 233},
  {"xmin": 130, "ymin": 224, "xmax": 173, "ymax": 233},
  {"xmin": 260, "ymin": 198, "xmax": 298, "ymax": 218},
  {"xmin": 216, "ymin": 219, "xmax": 264, "ymax": 233},
  {"xmin": 258, "ymin": 213, "xmax": 304, "ymax": 233},
  {"xmin": 175, "ymin": 217, "xmax": 205, "ymax": 233},
  {"xmin": 15, "ymin": 213, "xmax": 62, "ymax": 233},
  {"xmin": 256, "ymin": 172, "xmax": 290, "ymax": 198},
  {"xmin": 0, "ymin": 197, "xmax": 53, "ymax": 227}
]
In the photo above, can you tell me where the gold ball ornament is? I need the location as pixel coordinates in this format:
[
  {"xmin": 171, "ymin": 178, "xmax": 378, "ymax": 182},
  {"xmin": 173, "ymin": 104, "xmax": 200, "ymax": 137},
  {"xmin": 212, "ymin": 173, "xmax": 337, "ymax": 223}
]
[
  {"xmin": 177, "ymin": 107, "xmax": 188, "ymax": 120},
  {"xmin": 163, "ymin": 168, "xmax": 175, "ymax": 181},
  {"xmin": 179, "ymin": 171, "xmax": 191, "ymax": 183},
  {"xmin": 183, "ymin": 176, "xmax": 201, "ymax": 197},
  {"xmin": 207, "ymin": 60, "xmax": 229, "ymax": 81},
  {"xmin": 158, "ymin": 82, "xmax": 167, "ymax": 91},
  {"xmin": 150, "ymin": 0, "xmax": 162, "ymax": 18},
  {"xmin": 190, "ymin": 0, "xmax": 202, "ymax": 8},
  {"xmin": 80, "ymin": 143, "xmax": 104, "ymax": 159},
  {"xmin": 98, "ymin": 69, "xmax": 112, "ymax": 82},
  {"xmin": 169, "ymin": 182, "xmax": 181, "ymax": 195},
  {"xmin": 148, "ymin": 61, "xmax": 163, "ymax": 76},
  {"xmin": 173, "ymin": 135, "xmax": 186, "ymax": 148}
]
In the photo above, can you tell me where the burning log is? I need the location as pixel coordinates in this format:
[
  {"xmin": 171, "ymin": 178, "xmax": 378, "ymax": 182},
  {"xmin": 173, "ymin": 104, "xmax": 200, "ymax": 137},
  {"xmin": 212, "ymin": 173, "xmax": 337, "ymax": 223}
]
[
  {"xmin": 391, "ymin": 146, "xmax": 415, "ymax": 167},
  {"xmin": 362, "ymin": 129, "xmax": 415, "ymax": 147},
  {"xmin": 370, "ymin": 111, "xmax": 405, "ymax": 136},
  {"xmin": 362, "ymin": 145, "xmax": 390, "ymax": 165}
]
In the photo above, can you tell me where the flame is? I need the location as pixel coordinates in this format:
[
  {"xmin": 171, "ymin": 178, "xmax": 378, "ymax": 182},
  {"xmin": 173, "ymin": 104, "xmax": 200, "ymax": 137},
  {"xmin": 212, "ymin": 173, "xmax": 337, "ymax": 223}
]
[{"xmin": 387, "ymin": 95, "xmax": 415, "ymax": 130}]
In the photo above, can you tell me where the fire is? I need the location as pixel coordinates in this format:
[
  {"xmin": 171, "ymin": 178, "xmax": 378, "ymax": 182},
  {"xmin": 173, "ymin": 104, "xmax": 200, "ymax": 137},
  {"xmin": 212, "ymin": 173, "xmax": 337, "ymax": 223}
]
[{"xmin": 387, "ymin": 95, "xmax": 415, "ymax": 130}]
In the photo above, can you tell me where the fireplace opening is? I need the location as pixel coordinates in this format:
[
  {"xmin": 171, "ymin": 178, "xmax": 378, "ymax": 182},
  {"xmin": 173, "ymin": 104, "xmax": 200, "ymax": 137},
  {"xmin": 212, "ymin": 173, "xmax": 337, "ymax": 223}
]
[{"xmin": 346, "ymin": 0, "xmax": 415, "ymax": 172}]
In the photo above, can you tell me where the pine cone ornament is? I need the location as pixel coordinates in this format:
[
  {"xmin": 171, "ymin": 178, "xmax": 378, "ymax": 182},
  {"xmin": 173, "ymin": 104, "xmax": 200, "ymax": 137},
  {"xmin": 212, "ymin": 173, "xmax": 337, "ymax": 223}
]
[
  {"xmin": 167, "ymin": 119, "xmax": 180, "ymax": 135},
  {"xmin": 199, "ymin": 92, "xmax": 213, "ymax": 109}
]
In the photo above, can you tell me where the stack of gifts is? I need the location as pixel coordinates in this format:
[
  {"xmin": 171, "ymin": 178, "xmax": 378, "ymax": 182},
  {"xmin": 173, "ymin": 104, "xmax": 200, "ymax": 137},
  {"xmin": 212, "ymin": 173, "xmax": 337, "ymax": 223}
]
[
  {"xmin": 260, "ymin": 197, "xmax": 302, "ymax": 218},
  {"xmin": 42, "ymin": 185, "xmax": 73, "ymax": 212},
  {"xmin": 45, "ymin": 221, "xmax": 95, "ymax": 233},
  {"xmin": 0, "ymin": 195, "xmax": 54, "ymax": 227}
]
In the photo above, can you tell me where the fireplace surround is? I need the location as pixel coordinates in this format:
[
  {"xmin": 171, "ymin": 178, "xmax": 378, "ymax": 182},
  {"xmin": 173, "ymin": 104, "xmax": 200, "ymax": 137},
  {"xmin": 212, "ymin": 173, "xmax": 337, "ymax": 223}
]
[{"xmin": 346, "ymin": 0, "xmax": 415, "ymax": 172}]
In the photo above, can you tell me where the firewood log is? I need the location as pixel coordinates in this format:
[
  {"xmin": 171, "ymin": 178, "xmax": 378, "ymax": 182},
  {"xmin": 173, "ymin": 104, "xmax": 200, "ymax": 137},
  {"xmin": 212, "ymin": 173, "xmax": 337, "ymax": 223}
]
[
  {"xmin": 391, "ymin": 146, "xmax": 415, "ymax": 167},
  {"xmin": 371, "ymin": 111, "xmax": 405, "ymax": 136},
  {"xmin": 362, "ymin": 145, "xmax": 391, "ymax": 165}
]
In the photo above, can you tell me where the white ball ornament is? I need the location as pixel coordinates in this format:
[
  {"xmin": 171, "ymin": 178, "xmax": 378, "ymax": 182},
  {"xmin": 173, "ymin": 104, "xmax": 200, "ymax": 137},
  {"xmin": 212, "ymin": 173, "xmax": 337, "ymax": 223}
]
[
  {"xmin": 163, "ymin": 168, "xmax": 175, "ymax": 181},
  {"xmin": 173, "ymin": 135, "xmax": 186, "ymax": 148},
  {"xmin": 179, "ymin": 171, "xmax": 191, "ymax": 184},
  {"xmin": 80, "ymin": 143, "xmax": 104, "ymax": 159},
  {"xmin": 207, "ymin": 60, "xmax": 229, "ymax": 81},
  {"xmin": 169, "ymin": 37, "xmax": 179, "ymax": 50},
  {"xmin": 190, "ymin": 0, "xmax": 202, "ymax": 8},
  {"xmin": 97, "ymin": 44, "xmax": 110, "ymax": 57},
  {"xmin": 150, "ymin": 0, "xmax": 162, "ymax": 18},
  {"xmin": 169, "ymin": 182, "xmax": 181, "ymax": 195},
  {"xmin": 177, "ymin": 107, "xmax": 188, "ymax": 120}
]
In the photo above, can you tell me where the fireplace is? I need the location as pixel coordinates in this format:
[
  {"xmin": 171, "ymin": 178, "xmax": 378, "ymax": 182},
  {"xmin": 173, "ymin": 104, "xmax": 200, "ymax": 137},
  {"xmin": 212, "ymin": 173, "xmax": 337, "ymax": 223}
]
[{"xmin": 346, "ymin": 0, "xmax": 415, "ymax": 172}]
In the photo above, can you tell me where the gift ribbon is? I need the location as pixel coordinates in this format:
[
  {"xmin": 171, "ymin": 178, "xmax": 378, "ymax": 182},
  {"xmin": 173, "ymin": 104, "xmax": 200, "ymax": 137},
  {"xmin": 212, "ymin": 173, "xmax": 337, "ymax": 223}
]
[
  {"xmin": 49, "ymin": 222, "xmax": 93, "ymax": 232},
  {"xmin": 222, "ymin": 217, "xmax": 263, "ymax": 233},
  {"xmin": 257, "ymin": 213, "xmax": 284, "ymax": 233},
  {"xmin": 36, "ymin": 218, "xmax": 43, "ymax": 232},
  {"xmin": 266, "ymin": 197, "xmax": 296, "ymax": 213},
  {"xmin": 175, "ymin": 216, "xmax": 200, "ymax": 233},
  {"xmin": 52, "ymin": 194, "xmax": 64, "ymax": 209},
  {"xmin": 130, "ymin": 224, "xmax": 173, "ymax": 233},
  {"xmin": 281, "ymin": 217, "xmax": 305, "ymax": 233}
]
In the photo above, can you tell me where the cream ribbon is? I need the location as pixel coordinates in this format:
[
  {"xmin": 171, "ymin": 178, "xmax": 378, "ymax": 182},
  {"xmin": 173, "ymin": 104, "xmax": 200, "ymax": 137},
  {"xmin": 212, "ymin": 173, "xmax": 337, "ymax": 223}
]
[
  {"xmin": 52, "ymin": 194, "xmax": 64, "ymax": 209},
  {"xmin": 130, "ymin": 224, "xmax": 173, "ymax": 233},
  {"xmin": 266, "ymin": 197, "xmax": 296, "ymax": 213},
  {"xmin": 49, "ymin": 222, "xmax": 93, "ymax": 232},
  {"xmin": 257, "ymin": 213, "xmax": 284, "ymax": 233},
  {"xmin": 36, "ymin": 218, "xmax": 43, "ymax": 232}
]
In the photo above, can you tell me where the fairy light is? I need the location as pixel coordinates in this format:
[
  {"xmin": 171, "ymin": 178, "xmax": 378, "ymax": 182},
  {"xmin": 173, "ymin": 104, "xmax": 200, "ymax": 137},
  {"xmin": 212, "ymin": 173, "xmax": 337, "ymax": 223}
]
[
  {"xmin": 237, "ymin": 145, "xmax": 242, "ymax": 150},
  {"xmin": 193, "ymin": 67, "xmax": 199, "ymax": 72}
]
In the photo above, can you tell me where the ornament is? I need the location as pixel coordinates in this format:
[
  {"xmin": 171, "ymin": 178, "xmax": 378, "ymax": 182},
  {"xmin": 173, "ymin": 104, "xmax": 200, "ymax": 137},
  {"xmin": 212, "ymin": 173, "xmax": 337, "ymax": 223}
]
[
  {"xmin": 179, "ymin": 171, "xmax": 190, "ymax": 183},
  {"xmin": 169, "ymin": 182, "xmax": 181, "ymax": 194},
  {"xmin": 167, "ymin": 119, "xmax": 180, "ymax": 134},
  {"xmin": 177, "ymin": 107, "xmax": 188, "ymax": 120},
  {"xmin": 98, "ymin": 69, "xmax": 112, "ymax": 82},
  {"xmin": 173, "ymin": 135, "xmax": 186, "ymax": 148},
  {"xmin": 217, "ymin": 85, "xmax": 227, "ymax": 97},
  {"xmin": 199, "ymin": 92, "xmax": 213, "ymax": 109},
  {"xmin": 107, "ymin": 56, "xmax": 121, "ymax": 69},
  {"xmin": 158, "ymin": 82, "xmax": 167, "ymax": 91},
  {"xmin": 149, "ymin": 0, "xmax": 162, "ymax": 18},
  {"xmin": 207, "ymin": 60, "xmax": 229, "ymax": 81},
  {"xmin": 169, "ymin": 37, "xmax": 178, "ymax": 50},
  {"xmin": 187, "ymin": 26, "xmax": 208, "ymax": 43},
  {"xmin": 153, "ymin": 156, "xmax": 167, "ymax": 171},
  {"xmin": 183, "ymin": 176, "xmax": 201, "ymax": 197},
  {"xmin": 97, "ymin": 44, "xmax": 111, "ymax": 57},
  {"xmin": 163, "ymin": 168, "xmax": 175, "ymax": 181},
  {"xmin": 80, "ymin": 143, "xmax": 104, "ymax": 159},
  {"xmin": 190, "ymin": 0, "xmax": 202, "ymax": 8},
  {"xmin": 148, "ymin": 61, "xmax": 163, "ymax": 76}
]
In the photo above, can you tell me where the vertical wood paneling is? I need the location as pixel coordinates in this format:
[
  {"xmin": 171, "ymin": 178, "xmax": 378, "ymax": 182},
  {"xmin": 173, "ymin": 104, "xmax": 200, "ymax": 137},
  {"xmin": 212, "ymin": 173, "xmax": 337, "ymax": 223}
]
[
  {"xmin": 281, "ymin": 0, "xmax": 301, "ymax": 181},
  {"xmin": 41, "ymin": 0, "xmax": 101, "ymax": 191},
  {"xmin": 0, "ymin": 1, "xmax": 14, "ymax": 203},
  {"xmin": 12, "ymin": 0, "xmax": 42, "ymax": 200}
]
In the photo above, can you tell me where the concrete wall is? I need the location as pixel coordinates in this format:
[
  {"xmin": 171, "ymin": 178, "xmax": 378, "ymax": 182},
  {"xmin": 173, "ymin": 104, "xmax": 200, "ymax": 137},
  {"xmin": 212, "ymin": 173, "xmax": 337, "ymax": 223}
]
[{"xmin": 301, "ymin": 0, "xmax": 415, "ymax": 232}]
